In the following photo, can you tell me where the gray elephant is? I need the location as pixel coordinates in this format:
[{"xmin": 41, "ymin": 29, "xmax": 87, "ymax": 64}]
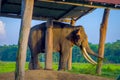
[{"xmin": 28, "ymin": 22, "xmax": 101, "ymax": 70}]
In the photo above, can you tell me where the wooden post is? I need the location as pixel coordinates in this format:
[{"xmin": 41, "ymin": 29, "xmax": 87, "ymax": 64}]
[
  {"xmin": 15, "ymin": 0, "xmax": 34, "ymax": 80},
  {"xmin": 70, "ymin": 18, "xmax": 75, "ymax": 26},
  {"xmin": 67, "ymin": 18, "xmax": 75, "ymax": 70},
  {"xmin": 96, "ymin": 9, "xmax": 110, "ymax": 75},
  {"xmin": 45, "ymin": 18, "xmax": 53, "ymax": 70}
]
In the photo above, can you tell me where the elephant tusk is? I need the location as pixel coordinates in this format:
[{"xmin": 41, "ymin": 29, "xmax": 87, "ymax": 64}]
[
  {"xmin": 82, "ymin": 47, "xmax": 97, "ymax": 65},
  {"xmin": 82, "ymin": 50, "xmax": 96, "ymax": 65},
  {"xmin": 82, "ymin": 51, "xmax": 95, "ymax": 65}
]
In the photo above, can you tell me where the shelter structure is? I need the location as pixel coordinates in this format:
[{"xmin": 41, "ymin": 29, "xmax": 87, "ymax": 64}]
[{"xmin": 0, "ymin": 0, "xmax": 120, "ymax": 80}]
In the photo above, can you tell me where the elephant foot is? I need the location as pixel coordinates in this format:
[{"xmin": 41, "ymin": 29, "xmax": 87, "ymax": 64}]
[
  {"xmin": 29, "ymin": 62, "xmax": 42, "ymax": 70},
  {"xmin": 29, "ymin": 66, "xmax": 43, "ymax": 70},
  {"xmin": 58, "ymin": 68, "xmax": 66, "ymax": 71},
  {"xmin": 44, "ymin": 68, "xmax": 53, "ymax": 71}
]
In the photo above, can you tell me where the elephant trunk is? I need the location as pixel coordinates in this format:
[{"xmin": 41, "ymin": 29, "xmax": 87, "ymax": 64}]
[
  {"xmin": 85, "ymin": 43, "xmax": 99, "ymax": 58},
  {"xmin": 81, "ymin": 39, "xmax": 101, "ymax": 58}
]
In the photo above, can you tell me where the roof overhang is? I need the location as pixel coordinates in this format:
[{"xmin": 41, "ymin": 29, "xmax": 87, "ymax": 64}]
[{"xmin": 0, "ymin": 0, "xmax": 120, "ymax": 22}]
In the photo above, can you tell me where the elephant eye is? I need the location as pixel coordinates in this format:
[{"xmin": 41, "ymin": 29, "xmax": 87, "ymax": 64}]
[{"xmin": 76, "ymin": 35, "xmax": 80, "ymax": 39}]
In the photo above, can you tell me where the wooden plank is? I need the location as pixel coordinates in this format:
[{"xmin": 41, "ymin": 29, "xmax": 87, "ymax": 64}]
[
  {"xmin": 15, "ymin": 0, "xmax": 34, "ymax": 80},
  {"xmin": 45, "ymin": 18, "xmax": 53, "ymax": 70},
  {"xmin": 96, "ymin": 9, "xmax": 110, "ymax": 75}
]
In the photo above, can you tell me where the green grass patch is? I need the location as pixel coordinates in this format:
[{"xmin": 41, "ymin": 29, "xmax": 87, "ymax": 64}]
[
  {"xmin": 68, "ymin": 63, "xmax": 120, "ymax": 79},
  {"xmin": 0, "ymin": 61, "xmax": 120, "ymax": 79},
  {"xmin": 0, "ymin": 61, "xmax": 28, "ymax": 74}
]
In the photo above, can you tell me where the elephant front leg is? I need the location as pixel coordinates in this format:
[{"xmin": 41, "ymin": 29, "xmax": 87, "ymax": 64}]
[
  {"xmin": 29, "ymin": 54, "xmax": 41, "ymax": 70},
  {"xmin": 58, "ymin": 48, "xmax": 70, "ymax": 71}
]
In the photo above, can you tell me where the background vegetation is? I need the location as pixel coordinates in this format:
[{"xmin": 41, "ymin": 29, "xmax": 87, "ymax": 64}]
[{"xmin": 0, "ymin": 40, "xmax": 120, "ymax": 63}]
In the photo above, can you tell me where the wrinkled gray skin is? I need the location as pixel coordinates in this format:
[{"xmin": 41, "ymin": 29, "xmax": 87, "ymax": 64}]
[{"xmin": 28, "ymin": 22, "xmax": 100, "ymax": 70}]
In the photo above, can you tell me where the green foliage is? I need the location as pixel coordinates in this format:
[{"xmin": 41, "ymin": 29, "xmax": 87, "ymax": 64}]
[
  {"xmin": 0, "ymin": 45, "xmax": 17, "ymax": 61},
  {"xmin": 0, "ymin": 40, "xmax": 120, "ymax": 63},
  {"xmin": 104, "ymin": 40, "xmax": 120, "ymax": 63}
]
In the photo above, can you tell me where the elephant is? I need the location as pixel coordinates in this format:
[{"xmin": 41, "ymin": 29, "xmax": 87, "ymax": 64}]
[{"xmin": 28, "ymin": 21, "xmax": 102, "ymax": 70}]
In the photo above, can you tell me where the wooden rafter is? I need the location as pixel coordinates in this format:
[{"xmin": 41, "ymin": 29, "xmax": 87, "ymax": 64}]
[
  {"xmin": 75, "ymin": 8, "xmax": 95, "ymax": 21},
  {"xmin": 38, "ymin": 0, "xmax": 120, "ymax": 10}
]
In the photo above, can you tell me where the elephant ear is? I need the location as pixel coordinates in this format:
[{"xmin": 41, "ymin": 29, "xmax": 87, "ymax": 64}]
[
  {"xmin": 66, "ymin": 31, "xmax": 74, "ymax": 42},
  {"xmin": 77, "ymin": 27, "xmax": 88, "ymax": 42},
  {"xmin": 73, "ymin": 27, "xmax": 87, "ymax": 43},
  {"xmin": 66, "ymin": 27, "xmax": 87, "ymax": 43}
]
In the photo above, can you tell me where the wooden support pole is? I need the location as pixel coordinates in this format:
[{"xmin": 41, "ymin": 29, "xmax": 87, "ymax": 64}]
[
  {"xmin": 15, "ymin": 0, "xmax": 34, "ymax": 80},
  {"xmin": 45, "ymin": 18, "xmax": 53, "ymax": 70},
  {"xmin": 70, "ymin": 18, "xmax": 75, "ymax": 26},
  {"xmin": 67, "ymin": 47, "xmax": 72, "ymax": 70},
  {"xmin": 67, "ymin": 19, "xmax": 75, "ymax": 70},
  {"xmin": 96, "ymin": 9, "xmax": 110, "ymax": 75}
]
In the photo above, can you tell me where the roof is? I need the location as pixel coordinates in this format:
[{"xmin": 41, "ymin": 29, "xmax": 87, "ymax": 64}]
[{"xmin": 0, "ymin": 0, "xmax": 120, "ymax": 22}]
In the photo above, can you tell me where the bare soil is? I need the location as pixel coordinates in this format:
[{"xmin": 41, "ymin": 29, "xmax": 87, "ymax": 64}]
[{"xmin": 0, "ymin": 70, "xmax": 113, "ymax": 80}]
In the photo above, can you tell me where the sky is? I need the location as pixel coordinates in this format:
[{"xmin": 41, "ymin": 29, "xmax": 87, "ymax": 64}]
[{"xmin": 0, "ymin": 8, "xmax": 120, "ymax": 45}]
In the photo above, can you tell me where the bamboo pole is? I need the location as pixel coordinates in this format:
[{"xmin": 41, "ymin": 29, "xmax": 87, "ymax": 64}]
[
  {"xmin": 67, "ymin": 19, "xmax": 75, "ymax": 70},
  {"xmin": 15, "ymin": 0, "xmax": 34, "ymax": 80},
  {"xmin": 45, "ymin": 18, "xmax": 53, "ymax": 70},
  {"xmin": 96, "ymin": 9, "xmax": 110, "ymax": 75}
]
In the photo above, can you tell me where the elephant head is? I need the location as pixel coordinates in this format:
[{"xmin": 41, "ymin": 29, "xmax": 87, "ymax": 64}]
[{"xmin": 67, "ymin": 26, "xmax": 102, "ymax": 65}]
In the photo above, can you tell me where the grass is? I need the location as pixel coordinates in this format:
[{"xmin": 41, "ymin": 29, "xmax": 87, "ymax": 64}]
[
  {"xmin": 0, "ymin": 61, "xmax": 29, "ymax": 73},
  {"xmin": 69, "ymin": 63, "xmax": 120, "ymax": 79},
  {"xmin": 0, "ymin": 61, "xmax": 120, "ymax": 79}
]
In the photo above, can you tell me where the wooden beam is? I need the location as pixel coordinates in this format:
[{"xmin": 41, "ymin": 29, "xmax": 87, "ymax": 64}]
[
  {"xmin": 15, "ymin": 0, "xmax": 34, "ymax": 80},
  {"xmin": 67, "ymin": 18, "xmax": 75, "ymax": 70},
  {"xmin": 96, "ymin": 9, "xmax": 110, "ymax": 75},
  {"xmin": 39, "ymin": 0, "xmax": 120, "ymax": 10},
  {"xmin": 45, "ymin": 18, "xmax": 53, "ymax": 70},
  {"xmin": 75, "ymin": 8, "xmax": 95, "ymax": 21}
]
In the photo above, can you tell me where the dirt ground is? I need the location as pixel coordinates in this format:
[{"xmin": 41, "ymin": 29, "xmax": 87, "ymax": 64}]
[{"xmin": 0, "ymin": 70, "xmax": 114, "ymax": 80}]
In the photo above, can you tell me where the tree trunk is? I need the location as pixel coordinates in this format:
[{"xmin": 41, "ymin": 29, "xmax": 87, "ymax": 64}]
[
  {"xmin": 67, "ymin": 19, "xmax": 75, "ymax": 70},
  {"xmin": 15, "ymin": 0, "xmax": 34, "ymax": 80},
  {"xmin": 45, "ymin": 18, "xmax": 53, "ymax": 70},
  {"xmin": 96, "ymin": 9, "xmax": 110, "ymax": 75}
]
